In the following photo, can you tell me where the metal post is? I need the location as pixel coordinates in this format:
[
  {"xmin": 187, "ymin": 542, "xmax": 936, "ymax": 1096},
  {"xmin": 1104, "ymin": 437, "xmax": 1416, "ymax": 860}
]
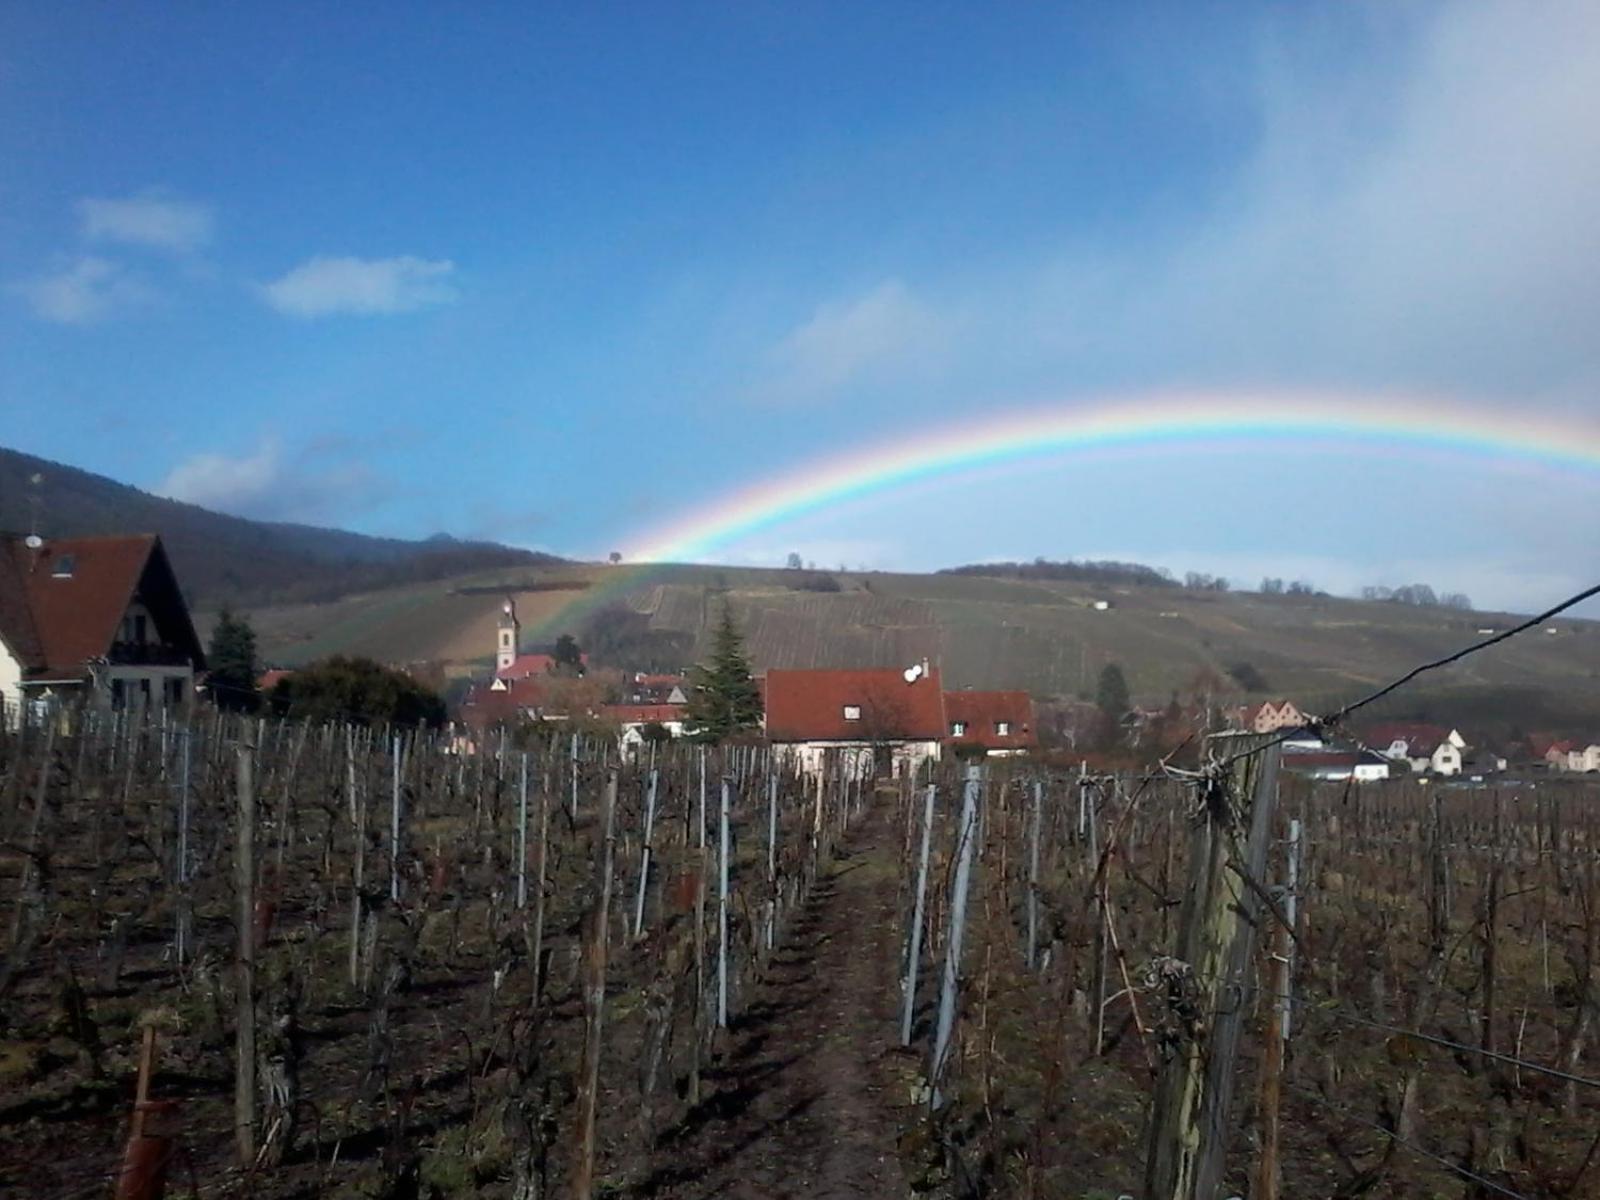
[
  {"xmin": 1027, "ymin": 777, "xmax": 1042, "ymax": 969},
  {"xmin": 718, "ymin": 775, "xmax": 732, "ymax": 1028},
  {"xmin": 390, "ymin": 732, "xmax": 402, "ymax": 903},
  {"xmin": 517, "ymin": 752, "xmax": 529, "ymax": 909},
  {"xmin": 901, "ymin": 782, "xmax": 937, "ymax": 1045},
  {"xmin": 633, "ymin": 767, "xmax": 659, "ymax": 937},
  {"xmin": 698, "ymin": 746, "xmax": 707, "ymax": 849},
  {"xmin": 570, "ymin": 731, "xmax": 579, "ymax": 817},
  {"xmin": 930, "ymin": 765, "xmax": 981, "ymax": 1107},
  {"xmin": 176, "ymin": 727, "xmax": 191, "ymax": 963}
]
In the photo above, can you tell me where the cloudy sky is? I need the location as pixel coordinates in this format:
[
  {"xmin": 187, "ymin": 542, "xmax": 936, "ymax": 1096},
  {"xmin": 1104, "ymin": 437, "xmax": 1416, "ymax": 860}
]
[{"xmin": 3, "ymin": 3, "xmax": 1599, "ymax": 613}]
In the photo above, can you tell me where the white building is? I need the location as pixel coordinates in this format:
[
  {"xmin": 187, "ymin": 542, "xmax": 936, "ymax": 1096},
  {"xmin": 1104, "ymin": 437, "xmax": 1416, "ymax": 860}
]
[{"xmin": 764, "ymin": 667, "xmax": 946, "ymax": 780}]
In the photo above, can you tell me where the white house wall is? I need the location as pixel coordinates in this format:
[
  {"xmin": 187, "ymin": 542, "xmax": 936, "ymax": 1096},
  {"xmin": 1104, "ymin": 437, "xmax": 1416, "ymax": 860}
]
[
  {"xmin": 0, "ymin": 641, "xmax": 21, "ymax": 721},
  {"xmin": 775, "ymin": 739, "xmax": 941, "ymax": 780}
]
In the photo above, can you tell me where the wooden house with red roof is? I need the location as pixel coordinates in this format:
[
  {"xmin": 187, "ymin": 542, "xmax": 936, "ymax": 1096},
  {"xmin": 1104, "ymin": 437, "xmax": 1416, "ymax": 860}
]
[
  {"xmin": 764, "ymin": 666, "xmax": 946, "ymax": 778},
  {"xmin": 943, "ymin": 690, "xmax": 1037, "ymax": 757},
  {"xmin": 0, "ymin": 533, "xmax": 205, "ymax": 717}
]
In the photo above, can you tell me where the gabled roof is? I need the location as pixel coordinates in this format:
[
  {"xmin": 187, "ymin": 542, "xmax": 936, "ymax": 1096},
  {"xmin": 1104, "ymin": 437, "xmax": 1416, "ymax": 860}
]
[
  {"xmin": 944, "ymin": 690, "xmax": 1036, "ymax": 751},
  {"xmin": 0, "ymin": 533, "xmax": 203, "ymax": 680},
  {"xmin": 765, "ymin": 668, "xmax": 945, "ymax": 742},
  {"xmin": 1366, "ymin": 722, "xmax": 1454, "ymax": 757}
]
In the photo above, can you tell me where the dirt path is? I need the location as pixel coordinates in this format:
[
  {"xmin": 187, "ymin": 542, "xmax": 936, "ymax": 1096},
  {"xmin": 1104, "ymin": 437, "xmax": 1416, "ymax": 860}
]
[{"xmin": 637, "ymin": 805, "xmax": 912, "ymax": 1199}]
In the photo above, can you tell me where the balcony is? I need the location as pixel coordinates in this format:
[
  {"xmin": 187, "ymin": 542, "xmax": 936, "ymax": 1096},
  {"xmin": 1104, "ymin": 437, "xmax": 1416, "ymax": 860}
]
[{"xmin": 108, "ymin": 642, "xmax": 193, "ymax": 667}]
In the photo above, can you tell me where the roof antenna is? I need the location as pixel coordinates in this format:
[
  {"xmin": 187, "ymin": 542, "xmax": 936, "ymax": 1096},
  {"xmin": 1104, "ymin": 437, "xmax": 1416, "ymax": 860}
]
[
  {"xmin": 27, "ymin": 473, "xmax": 44, "ymax": 542},
  {"xmin": 15, "ymin": 473, "xmax": 46, "ymax": 550}
]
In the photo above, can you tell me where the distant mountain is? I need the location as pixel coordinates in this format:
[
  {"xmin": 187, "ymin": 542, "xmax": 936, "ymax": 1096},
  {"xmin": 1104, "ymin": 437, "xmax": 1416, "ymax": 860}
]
[{"xmin": 0, "ymin": 446, "xmax": 559, "ymax": 607}]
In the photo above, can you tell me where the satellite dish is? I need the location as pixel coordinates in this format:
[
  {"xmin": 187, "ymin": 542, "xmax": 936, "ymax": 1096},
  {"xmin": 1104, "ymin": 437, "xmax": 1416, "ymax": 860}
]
[
  {"xmin": 24, "ymin": 534, "xmax": 42, "ymax": 549},
  {"xmin": 903, "ymin": 663, "xmax": 924, "ymax": 683}
]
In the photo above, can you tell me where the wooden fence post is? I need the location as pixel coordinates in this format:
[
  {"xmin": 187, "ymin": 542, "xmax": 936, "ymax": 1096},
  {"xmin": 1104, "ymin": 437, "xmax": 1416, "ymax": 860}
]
[
  {"xmin": 717, "ymin": 775, "xmax": 732, "ymax": 1028},
  {"xmin": 572, "ymin": 769, "xmax": 619, "ymax": 1200},
  {"xmin": 1145, "ymin": 735, "xmax": 1281, "ymax": 1200},
  {"xmin": 235, "ymin": 724, "xmax": 258, "ymax": 1167}
]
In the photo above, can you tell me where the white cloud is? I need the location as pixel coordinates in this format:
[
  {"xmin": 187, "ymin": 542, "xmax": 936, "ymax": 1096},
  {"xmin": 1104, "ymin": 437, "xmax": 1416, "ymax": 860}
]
[
  {"xmin": 11, "ymin": 256, "xmax": 153, "ymax": 323},
  {"xmin": 261, "ymin": 255, "xmax": 458, "ymax": 317},
  {"xmin": 79, "ymin": 191, "xmax": 213, "ymax": 252},
  {"xmin": 766, "ymin": 279, "xmax": 952, "ymax": 400},
  {"xmin": 158, "ymin": 438, "xmax": 388, "ymax": 523}
]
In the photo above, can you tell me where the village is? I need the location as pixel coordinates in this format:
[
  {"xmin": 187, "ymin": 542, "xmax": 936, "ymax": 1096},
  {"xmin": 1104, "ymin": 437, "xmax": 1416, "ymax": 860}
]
[{"xmin": 6, "ymin": 532, "xmax": 1599, "ymax": 787}]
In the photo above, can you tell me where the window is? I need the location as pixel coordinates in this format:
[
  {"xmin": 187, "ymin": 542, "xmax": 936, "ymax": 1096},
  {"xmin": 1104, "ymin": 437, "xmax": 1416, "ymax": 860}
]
[
  {"xmin": 134, "ymin": 615, "xmax": 148, "ymax": 644},
  {"xmin": 842, "ymin": 705, "xmax": 861, "ymax": 721},
  {"xmin": 996, "ymin": 721, "xmax": 1011, "ymax": 736},
  {"xmin": 111, "ymin": 679, "xmax": 125, "ymax": 708},
  {"xmin": 950, "ymin": 721, "xmax": 967, "ymax": 736},
  {"xmin": 51, "ymin": 554, "xmax": 75, "ymax": 578}
]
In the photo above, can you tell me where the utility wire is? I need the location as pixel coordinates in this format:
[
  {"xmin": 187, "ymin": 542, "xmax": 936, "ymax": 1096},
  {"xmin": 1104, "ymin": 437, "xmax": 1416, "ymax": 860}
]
[
  {"xmin": 1286, "ymin": 1079, "xmax": 1533, "ymax": 1200},
  {"xmin": 1329, "ymin": 1009, "xmax": 1600, "ymax": 1093},
  {"xmin": 1219, "ymin": 580, "xmax": 1600, "ymax": 767}
]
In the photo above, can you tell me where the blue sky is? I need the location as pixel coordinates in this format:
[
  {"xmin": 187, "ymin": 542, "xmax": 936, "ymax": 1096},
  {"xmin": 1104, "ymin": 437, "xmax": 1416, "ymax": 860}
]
[{"xmin": 4, "ymin": 3, "xmax": 1600, "ymax": 612}]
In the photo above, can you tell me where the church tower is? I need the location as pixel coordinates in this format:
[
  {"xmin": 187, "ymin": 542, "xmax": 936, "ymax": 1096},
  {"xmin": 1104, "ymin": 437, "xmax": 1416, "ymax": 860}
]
[{"xmin": 496, "ymin": 598, "xmax": 520, "ymax": 672}]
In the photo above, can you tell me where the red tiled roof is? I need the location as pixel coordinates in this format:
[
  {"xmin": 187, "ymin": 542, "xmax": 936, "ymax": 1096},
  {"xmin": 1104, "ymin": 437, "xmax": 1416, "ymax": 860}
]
[
  {"xmin": 0, "ymin": 534, "xmax": 202, "ymax": 680},
  {"xmin": 601, "ymin": 704, "xmax": 684, "ymax": 725},
  {"xmin": 258, "ymin": 669, "xmax": 294, "ymax": 691},
  {"xmin": 944, "ymin": 690, "xmax": 1036, "ymax": 750},
  {"xmin": 764, "ymin": 668, "xmax": 945, "ymax": 742},
  {"xmin": 498, "ymin": 651, "xmax": 589, "ymax": 679},
  {"xmin": 460, "ymin": 676, "xmax": 552, "ymax": 728}
]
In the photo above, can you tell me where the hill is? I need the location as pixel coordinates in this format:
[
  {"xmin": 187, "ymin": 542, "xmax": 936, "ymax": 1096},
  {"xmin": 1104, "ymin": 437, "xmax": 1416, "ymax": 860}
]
[
  {"xmin": 0, "ymin": 446, "xmax": 555, "ymax": 607},
  {"xmin": 239, "ymin": 558, "xmax": 1600, "ymax": 741}
]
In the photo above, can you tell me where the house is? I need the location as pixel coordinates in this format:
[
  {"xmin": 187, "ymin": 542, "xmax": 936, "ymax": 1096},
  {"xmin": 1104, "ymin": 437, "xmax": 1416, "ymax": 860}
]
[
  {"xmin": 1543, "ymin": 740, "xmax": 1600, "ymax": 773},
  {"xmin": 602, "ymin": 703, "xmax": 689, "ymax": 757},
  {"xmin": 258, "ymin": 668, "xmax": 294, "ymax": 694},
  {"xmin": 1281, "ymin": 747, "xmax": 1392, "ymax": 783},
  {"xmin": 626, "ymin": 673, "xmax": 689, "ymax": 706},
  {"xmin": 1366, "ymin": 722, "xmax": 1466, "ymax": 776},
  {"xmin": 1234, "ymin": 698, "xmax": 1307, "ymax": 734},
  {"xmin": 764, "ymin": 667, "xmax": 945, "ymax": 779},
  {"xmin": 458, "ymin": 676, "xmax": 558, "ymax": 735},
  {"xmin": 944, "ymin": 690, "xmax": 1037, "ymax": 757},
  {"xmin": 0, "ymin": 533, "xmax": 205, "ymax": 719}
]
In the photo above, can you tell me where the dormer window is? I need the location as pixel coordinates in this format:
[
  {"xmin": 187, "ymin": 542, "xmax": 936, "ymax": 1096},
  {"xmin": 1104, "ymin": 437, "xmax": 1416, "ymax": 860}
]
[
  {"xmin": 996, "ymin": 721, "xmax": 1011, "ymax": 736},
  {"xmin": 950, "ymin": 721, "xmax": 967, "ymax": 737},
  {"xmin": 842, "ymin": 705, "xmax": 861, "ymax": 721},
  {"xmin": 52, "ymin": 554, "xmax": 75, "ymax": 578}
]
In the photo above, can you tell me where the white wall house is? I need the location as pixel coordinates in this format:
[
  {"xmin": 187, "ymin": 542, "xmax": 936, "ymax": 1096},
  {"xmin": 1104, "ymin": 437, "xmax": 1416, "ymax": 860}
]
[{"xmin": 764, "ymin": 668, "xmax": 947, "ymax": 781}]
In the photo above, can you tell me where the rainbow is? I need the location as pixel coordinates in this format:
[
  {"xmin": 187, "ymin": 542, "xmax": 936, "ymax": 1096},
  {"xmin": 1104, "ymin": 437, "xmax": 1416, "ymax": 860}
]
[{"xmin": 524, "ymin": 389, "xmax": 1600, "ymax": 634}]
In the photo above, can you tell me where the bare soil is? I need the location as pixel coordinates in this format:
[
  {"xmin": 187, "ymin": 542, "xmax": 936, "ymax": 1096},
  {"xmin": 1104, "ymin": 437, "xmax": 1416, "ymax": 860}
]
[{"xmin": 635, "ymin": 808, "xmax": 912, "ymax": 1200}]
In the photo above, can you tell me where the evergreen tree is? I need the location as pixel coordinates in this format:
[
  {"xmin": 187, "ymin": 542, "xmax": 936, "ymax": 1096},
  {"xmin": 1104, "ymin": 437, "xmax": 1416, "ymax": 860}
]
[
  {"xmin": 684, "ymin": 606, "xmax": 762, "ymax": 743},
  {"xmin": 208, "ymin": 608, "xmax": 260, "ymax": 712},
  {"xmin": 1095, "ymin": 662, "xmax": 1130, "ymax": 720},
  {"xmin": 552, "ymin": 633, "xmax": 585, "ymax": 676}
]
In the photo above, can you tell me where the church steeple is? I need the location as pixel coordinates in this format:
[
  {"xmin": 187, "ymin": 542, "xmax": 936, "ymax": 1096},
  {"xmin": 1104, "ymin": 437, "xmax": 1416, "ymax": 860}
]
[{"xmin": 496, "ymin": 598, "xmax": 520, "ymax": 672}]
